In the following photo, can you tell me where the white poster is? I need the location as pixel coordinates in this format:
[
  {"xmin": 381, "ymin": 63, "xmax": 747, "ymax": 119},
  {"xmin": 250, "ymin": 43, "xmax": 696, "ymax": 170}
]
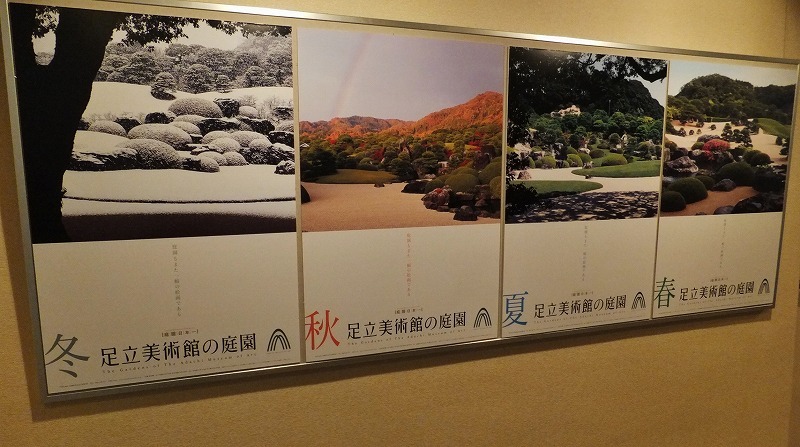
[
  {"xmin": 502, "ymin": 47, "xmax": 667, "ymax": 335},
  {"xmin": 35, "ymin": 235, "xmax": 300, "ymax": 393},
  {"xmin": 298, "ymin": 28, "xmax": 505, "ymax": 360},
  {"xmin": 7, "ymin": 3, "xmax": 301, "ymax": 394},
  {"xmin": 655, "ymin": 60, "xmax": 795, "ymax": 317}
]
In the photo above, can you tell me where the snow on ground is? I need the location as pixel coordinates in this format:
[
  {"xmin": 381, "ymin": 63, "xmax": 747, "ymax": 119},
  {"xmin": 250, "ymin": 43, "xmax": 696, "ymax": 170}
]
[
  {"xmin": 63, "ymin": 165, "xmax": 295, "ymax": 202},
  {"xmin": 83, "ymin": 82, "xmax": 293, "ymax": 119},
  {"xmin": 516, "ymin": 167, "xmax": 660, "ymax": 192},
  {"xmin": 73, "ymin": 131, "xmax": 129, "ymax": 153}
]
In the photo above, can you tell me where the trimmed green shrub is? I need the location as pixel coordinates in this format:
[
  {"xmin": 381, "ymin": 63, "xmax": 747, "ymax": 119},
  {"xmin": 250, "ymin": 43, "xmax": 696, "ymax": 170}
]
[
  {"xmin": 128, "ymin": 123, "xmax": 192, "ymax": 150},
  {"xmin": 171, "ymin": 121, "xmax": 201, "ymax": 135},
  {"xmin": 695, "ymin": 175, "xmax": 715, "ymax": 190},
  {"xmin": 664, "ymin": 139, "xmax": 677, "ymax": 151},
  {"xmin": 424, "ymin": 178, "xmax": 445, "ymax": 193},
  {"xmin": 596, "ymin": 141, "xmax": 610, "ymax": 150},
  {"xmin": 88, "ymin": 120, "xmax": 127, "ymax": 137},
  {"xmin": 168, "ymin": 97, "xmax": 223, "ymax": 118},
  {"xmin": 451, "ymin": 166, "xmax": 479, "ymax": 177},
  {"xmin": 540, "ymin": 156, "xmax": 557, "ymax": 168},
  {"xmin": 715, "ymin": 161, "xmax": 755, "ymax": 186},
  {"xmin": 578, "ymin": 153, "xmax": 592, "ymax": 164},
  {"xmin": 668, "ymin": 177, "xmax": 708, "ymax": 204},
  {"xmin": 661, "ymin": 190, "xmax": 686, "ymax": 212},
  {"xmin": 534, "ymin": 159, "xmax": 544, "ymax": 168},
  {"xmin": 489, "ymin": 176, "xmax": 502, "ymax": 199},
  {"xmin": 566, "ymin": 147, "xmax": 578, "ymax": 155},
  {"xmin": 208, "ymin": 137, "xmax": 242, "ymax": 153},
  {"xmin": 691, "ymin": 142, "xmax": 705, "ymax": 151},
  {"xmin": 589, "ymin": 149, "xmax": 605, "ymax": 159},
  {"xmin": 224, "ymin": 152, "xmax": 248, "ymax": 166},
  {"xmin": 744, "ymin": 150, "xmax": 772, "ymax": 166},
  {"xmin": 602, "ymin": 153, "xmax": 628, "ymax": 166},
  {"xmin": 116, "ymin": 138, "xmax": 182, "ymax": 169},
  {"xmin": 729, "ymin": 145, "xmax": 747, "ymax": 159},
  {"xmin": 566, "ymin": 153, "xmax": 582, "ymax": 167},
  {"xmin": 478, "ymin": 161, "xmax": 502, "ymax": 184},
  {"xmin": 445, "ymin": 174, "xmax": 479, "ymax": 193},
  {"xmin": 201, "ymin": 130, "xmax": 234, "ymax": 144}
]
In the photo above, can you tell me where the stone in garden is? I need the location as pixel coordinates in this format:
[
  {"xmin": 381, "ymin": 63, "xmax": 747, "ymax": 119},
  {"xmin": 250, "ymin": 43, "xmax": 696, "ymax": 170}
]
[
  {"xmin": 114, "ymin": 116, "xmax": 141, "ymax": 133},
  {"xmin": 422, "ymin": 186, "xmax": 451, "ymax": 210},
  {"xmin": 454, "ymin": 206, "xmax": 478, "ymax": 221},
  {"xmin": 214, "ymin": 98, "xmax": 240, "ymax": 118},
  {"xmin": 69, "ymin": 148, "xmax": 139, "ymax": 171},
  {"xmin": 237, "ymin": 117, "xmax": 274, "ymax": 135},
  {"xmin": 275, "ymin": 160, "xmax": 295, "ymax": 175},
  {"xmin": 145, "ymin": 111, "xmax": 175, "ymax": 124},
  {"xmin": 268, "ymin": 131, "xmax": 294, "ymax": 146},
  {"xmin": 713, "ymin": 206, "xmax": 734, "ymax": 214},
  {"xmin": 711, "ymin": 179, "xmax": 736, "ymax": 191},
  {"xmin": 663, "ymin": 156, "xmax": 698, "ymax": 176},
  {"xmin": 300, "ymin": 185, "xmax": 311, "ymax": 203},
  {"xmin": 732, "ymin": 193, "xmax": 783, "ymax": 214},
  {"xmin": 401, "ymin": 180, "xmax": 428, "ymax": 194},
  {"xmin": 197, "ymin": 117, "xmax": 241, "ymax": 134},
  {"xmin": 453, "ymin": 205, "xmax": 478, "ymax": 221},
  {"xmin": 271, "ymin": 106, "xmax": 293, "ymax": 121}
]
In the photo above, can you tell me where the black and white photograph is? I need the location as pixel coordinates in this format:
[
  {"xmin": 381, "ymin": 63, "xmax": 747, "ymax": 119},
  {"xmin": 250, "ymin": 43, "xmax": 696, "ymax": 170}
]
[{"xmin": 9, "ymin": 3, "xmax": 296, "ymax": 242}]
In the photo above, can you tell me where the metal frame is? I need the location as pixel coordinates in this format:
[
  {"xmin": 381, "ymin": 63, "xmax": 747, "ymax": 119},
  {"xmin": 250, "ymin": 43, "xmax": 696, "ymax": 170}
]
[{"xmin": 1, "ymin": 0, "xmax": 796, "ymax": 402}]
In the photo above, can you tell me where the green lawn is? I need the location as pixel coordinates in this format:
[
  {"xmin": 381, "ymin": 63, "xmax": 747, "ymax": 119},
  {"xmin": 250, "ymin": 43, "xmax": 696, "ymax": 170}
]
[
  {"xmin": 314, "ymin": 169, "xmax": 398, "ymax": 184},
  {"xmin": 572, "ymin": 160, "xmax": 661, "ymax": 178},
  {"xmin": 757, "ymin": 118, "xmax": 791, "ymax": 139},
  {"xmin": 512, "ymin": 179, "xmax": 603, "ymax": 194}
]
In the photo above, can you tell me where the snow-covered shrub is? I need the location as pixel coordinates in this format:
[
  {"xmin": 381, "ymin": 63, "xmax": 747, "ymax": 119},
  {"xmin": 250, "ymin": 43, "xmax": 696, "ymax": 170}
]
[
  {"xmin": 117, "ymin": 138, "xmax": 182, "ymax": 169},
  {"xmin": 88, "ymin": 120, "xmax": 127, "ymax": 137},
  {"xmin": 128, "ymin": 123, "xmax": 192, "ymax": 150},
  {"xmin": 224, "ymin": 152, "xmax": 248, "ymax": 166},
  {"xmin": 168, "ymin": 97, "xmax": 223, "ymax": 118},
  {"xmin": 200, "ymin": 151, "xmax": 228, "ymax": 166},
  {"xmin": 229, "ymin": 131, "xmax": 264, "ymax": 147},
  {"xmin": 238, "ymin": 105, "xmax": 259, "ymax": 118},
  {"xmin": 248, "ymin": 138, "xmax": 273, "ymax": 151},
  {"xmin": 182, "ymin": 154, "xmax": 220, "ymax": 173},
  {"xmin": 274, "ymin": 120, "xmax": 294, "ymax": 132},
  {"xmin": 208, "ymin": 137, "xmax": 242, "ymax": 154},
  {"xmin": 170, "ymin": 121, "xmax": 201, "ymax": 135},
  {"xmin": 275, "ymin": 160, "xmax": 295, "ymax": 175},
  {"xmin": 201, "ymin": 130, "xmax": 234, "ymax": 144},
  {"xmin": 173, "ymin": 114, "xmax": 205, "ymax": 126},
  {"xmin": 200, "ymin": 130, "xmax": 231, "ymax": 144}
]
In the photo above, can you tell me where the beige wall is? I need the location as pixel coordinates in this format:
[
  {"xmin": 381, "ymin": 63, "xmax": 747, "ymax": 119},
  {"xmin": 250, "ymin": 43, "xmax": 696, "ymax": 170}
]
[{"xmin": 2, "ymin": 1, "xmax": 799, "ymax": 445}]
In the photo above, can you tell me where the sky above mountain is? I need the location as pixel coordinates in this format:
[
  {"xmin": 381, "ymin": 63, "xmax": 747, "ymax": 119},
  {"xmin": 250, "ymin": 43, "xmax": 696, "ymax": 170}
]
[
  {"xmin": 298, "ymin": 28, "xmax": 504, "ymax": 122},
  {"xmin": 668, "ymin": 60, "xmax": 797, "ymax": 96}
]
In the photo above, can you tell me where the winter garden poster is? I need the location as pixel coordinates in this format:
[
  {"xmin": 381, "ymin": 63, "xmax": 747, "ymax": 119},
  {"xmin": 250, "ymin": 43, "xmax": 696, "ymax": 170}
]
[
  {"xmin": 502, "ymin": 48, "xmax": 667, "ymax": 335},
  {"xmin": 653, "ymin": 59, "xmax": 796, "ymax": 317},
  {"xmin": 7, "ymin": 3, "xmax": 301, "ymax": 394},
  {"xmin": 298, "ymin": 28, "xmax": 503, "ymax": 360}
]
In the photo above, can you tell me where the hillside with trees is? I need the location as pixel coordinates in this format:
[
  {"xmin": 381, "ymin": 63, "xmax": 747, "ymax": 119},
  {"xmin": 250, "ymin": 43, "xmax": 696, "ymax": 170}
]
[
  {"xmin": 668, "ymin": 74, "xmax": 795, "ymax": 124},
  {"xmin": 300, "ymin": 92, "xmax": 503, "ymax": 182}
]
